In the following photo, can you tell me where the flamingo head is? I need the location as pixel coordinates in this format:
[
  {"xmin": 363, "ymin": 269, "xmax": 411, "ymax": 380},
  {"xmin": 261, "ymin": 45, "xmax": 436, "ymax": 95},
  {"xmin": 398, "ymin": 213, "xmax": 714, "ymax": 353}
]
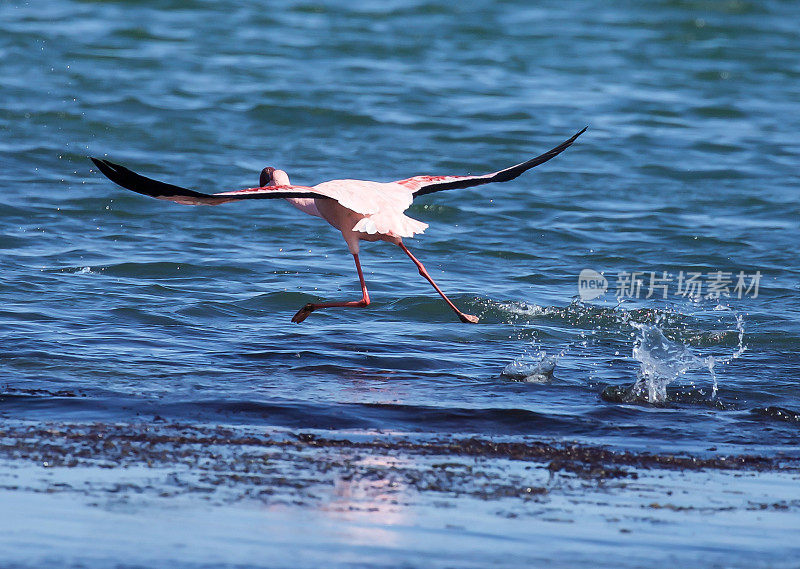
[
  {"xmin": 260, "ymin": 167, "xmax": 291, "ymax": 187},
  {"xmin": 259, "ymin": 167, "xmax": 275, "ymax": 186}
]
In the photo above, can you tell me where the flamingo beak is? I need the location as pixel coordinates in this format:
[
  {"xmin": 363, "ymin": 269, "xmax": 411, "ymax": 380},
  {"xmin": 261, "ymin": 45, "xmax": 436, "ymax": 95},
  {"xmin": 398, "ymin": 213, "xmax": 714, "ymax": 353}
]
[{"xmin": 259, "ymin": 167, "xmax": 274, "ymax": 187}]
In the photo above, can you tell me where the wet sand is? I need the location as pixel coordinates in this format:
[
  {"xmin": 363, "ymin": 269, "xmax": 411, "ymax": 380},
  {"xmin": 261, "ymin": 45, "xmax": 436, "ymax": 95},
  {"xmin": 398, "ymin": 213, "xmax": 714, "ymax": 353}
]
[{"xmin": 1, "ymin": 421, "xmax": 798, "ymax": 568}]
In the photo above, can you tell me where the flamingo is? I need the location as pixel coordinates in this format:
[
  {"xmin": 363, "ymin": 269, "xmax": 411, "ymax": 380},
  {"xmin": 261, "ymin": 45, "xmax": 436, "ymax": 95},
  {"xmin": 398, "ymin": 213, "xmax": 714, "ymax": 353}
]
[{"xmin": 91, "ymin": 127, "xmax": 585, "ymax": 324}]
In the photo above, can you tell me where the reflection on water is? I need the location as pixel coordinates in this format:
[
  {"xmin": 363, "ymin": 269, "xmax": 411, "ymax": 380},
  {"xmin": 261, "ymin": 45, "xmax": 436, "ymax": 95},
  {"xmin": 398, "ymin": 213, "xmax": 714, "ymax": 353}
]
[{"xmin": 324, "ymin": 453, "xmax": 413, "ymax": 547}]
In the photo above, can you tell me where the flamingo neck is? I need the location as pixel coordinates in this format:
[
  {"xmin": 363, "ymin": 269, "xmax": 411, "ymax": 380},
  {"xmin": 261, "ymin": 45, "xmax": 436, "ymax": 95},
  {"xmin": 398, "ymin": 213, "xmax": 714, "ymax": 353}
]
[{"xmin": 286, "ymin": 197, "xmax": 321, "ymax": 218}]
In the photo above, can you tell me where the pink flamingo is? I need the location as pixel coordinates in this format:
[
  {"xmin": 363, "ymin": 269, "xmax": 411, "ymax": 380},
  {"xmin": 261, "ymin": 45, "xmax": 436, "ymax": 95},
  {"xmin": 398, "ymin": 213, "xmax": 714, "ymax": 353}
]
[{"xmin": 91, "ymin": 127, "xmax": 585, "ymax": 323}]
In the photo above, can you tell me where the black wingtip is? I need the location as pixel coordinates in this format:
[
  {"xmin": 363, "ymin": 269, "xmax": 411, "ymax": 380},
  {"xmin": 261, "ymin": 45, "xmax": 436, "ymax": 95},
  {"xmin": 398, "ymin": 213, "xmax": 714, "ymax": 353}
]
[
  {"xmin": 413, "ymin": 126, "xmax": 588, "ymax": 196},
  {"xmin": 567, "ymin": 126, "xmax": 588, "ymax": 143},
  {"xmin": 90, "ymin": 157, "xmax": 119, "ymax": 181},
  {"xmin": 492, "ymin": 126, "xmax": 587, "ymax": 181},
  {"xmin": 89, "ymin": 156, "xmax": 217, "ymax": 201}
]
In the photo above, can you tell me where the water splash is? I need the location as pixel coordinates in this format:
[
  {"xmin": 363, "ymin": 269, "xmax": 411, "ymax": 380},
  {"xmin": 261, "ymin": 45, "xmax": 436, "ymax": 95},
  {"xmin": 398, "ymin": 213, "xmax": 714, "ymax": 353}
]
[
  {"xmin": 499, "ymin": 298, "xmax": 747, "ymax": 403},
  {"xmin": 501, "ymin": 338, "xmax": 574, "ymax": 383},
  {"xmin": 707, "ymin": 356, "xmax": 717, "ymax": 399},
  {"xmin": 630, "ymin": 323, "xmax": 712, "ymax": 403},
  {"xmin": 629, "ymin": 314, "xmax": 746, "ymax": 404},
  {"xmin": 501, "ymin": 352, "xmax": 557, "ymax": 383},
  {"xmin": 717, "ymin": 313, "xmax": 747, "ymax": 364}
]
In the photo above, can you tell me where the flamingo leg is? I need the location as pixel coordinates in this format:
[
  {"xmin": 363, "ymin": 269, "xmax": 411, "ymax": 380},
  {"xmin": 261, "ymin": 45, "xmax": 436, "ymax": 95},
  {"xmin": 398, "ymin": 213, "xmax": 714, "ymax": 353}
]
[
  {"xmin": 291, "ymin": 253, "xmax": 371, "ymax": 323},
  {"xmin": 397, "ymin": 242, "xmax": 479, "ymax": 324}
]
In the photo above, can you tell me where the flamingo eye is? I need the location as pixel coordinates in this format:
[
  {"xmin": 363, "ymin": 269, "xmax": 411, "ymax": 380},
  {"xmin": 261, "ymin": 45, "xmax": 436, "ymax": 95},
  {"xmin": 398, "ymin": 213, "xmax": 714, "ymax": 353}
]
[{"xmin": 259, "ymin": 167, "xmax": 275, "ymax": 186}]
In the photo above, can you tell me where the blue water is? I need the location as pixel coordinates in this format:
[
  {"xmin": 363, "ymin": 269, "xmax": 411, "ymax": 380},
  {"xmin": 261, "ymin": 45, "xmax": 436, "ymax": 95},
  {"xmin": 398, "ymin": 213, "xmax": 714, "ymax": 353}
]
[
  {"xmin": 3, "ymin": 0, "xmax": 800, "ymax": 449},
  {"xmin": 0, "ymin": 0, "xmax": 800, "ymax": 449}
]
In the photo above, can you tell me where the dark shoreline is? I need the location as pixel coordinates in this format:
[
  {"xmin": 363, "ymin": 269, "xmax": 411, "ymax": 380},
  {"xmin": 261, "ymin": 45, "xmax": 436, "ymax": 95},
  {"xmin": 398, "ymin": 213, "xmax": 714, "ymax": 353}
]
[
  {"xmin": 2, "ymin": 422, "xmax": 797, "ymax": 499},
  {"xmin": 3, "ymin": 423, "xmax": 799, "ymax": 567}
]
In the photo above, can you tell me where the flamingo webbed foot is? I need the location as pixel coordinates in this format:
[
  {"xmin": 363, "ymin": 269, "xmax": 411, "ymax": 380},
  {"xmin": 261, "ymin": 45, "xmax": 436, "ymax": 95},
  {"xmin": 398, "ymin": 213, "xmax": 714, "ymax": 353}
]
[
  {"xmin": 291, "ymin": 303, "xmax": 315, "ymax": 323},
  {"xmin": 459, "ymin": 313, "xmax": 479, "ymax": 324}
]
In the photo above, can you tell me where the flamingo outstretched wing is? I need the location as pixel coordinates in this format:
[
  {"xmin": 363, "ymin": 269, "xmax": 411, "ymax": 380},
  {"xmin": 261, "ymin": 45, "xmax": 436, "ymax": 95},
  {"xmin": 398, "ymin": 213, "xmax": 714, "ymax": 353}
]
[
  {"xmin": 91, "ymin": 158, "xmax": 414, "ymax": 217},
  {"xmin": 395, "ymin": 127, "xmax": 586, "ymax": 196},
  {"xmin": 90, "ymin": 158, "xmax": 328, "ymax": 206}
]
